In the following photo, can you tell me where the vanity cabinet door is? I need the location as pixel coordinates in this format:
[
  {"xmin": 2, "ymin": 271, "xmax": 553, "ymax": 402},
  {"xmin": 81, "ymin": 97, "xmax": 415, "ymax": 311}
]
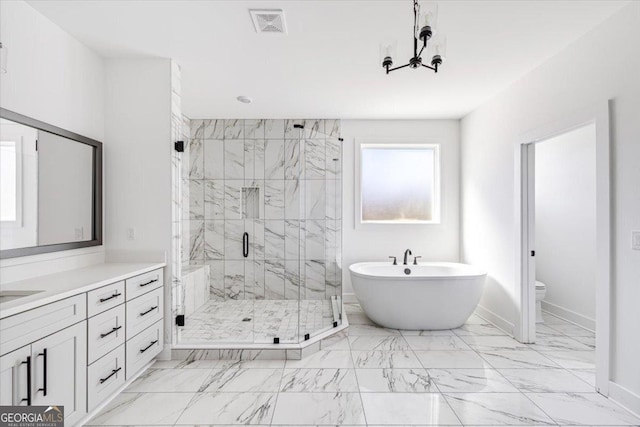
[
  {"xmin": 31, "ymin": 321, "xmax": 87, "ymax": 425},
  {"xmin": 0, "ymin": 345, "xmax": 31, "ymax": 406}
]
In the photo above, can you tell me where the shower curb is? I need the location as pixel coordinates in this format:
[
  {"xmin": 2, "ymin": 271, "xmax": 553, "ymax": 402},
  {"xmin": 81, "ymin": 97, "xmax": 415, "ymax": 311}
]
[{"xmin": 167, "ymin": 309, "xmax": 349, "ymax": 361}]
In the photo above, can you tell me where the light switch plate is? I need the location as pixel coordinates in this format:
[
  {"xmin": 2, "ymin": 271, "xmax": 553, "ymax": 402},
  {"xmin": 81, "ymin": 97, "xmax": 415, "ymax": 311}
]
[{"xmin": 632, "ymin": 230, "xmax": 640, "ymax": 250}]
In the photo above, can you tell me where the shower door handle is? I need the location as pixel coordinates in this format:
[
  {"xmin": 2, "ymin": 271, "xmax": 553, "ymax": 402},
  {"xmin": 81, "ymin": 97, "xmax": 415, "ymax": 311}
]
[{"xmin": 243, "ymin": 232, "xmax": 249, "ymax": 258}]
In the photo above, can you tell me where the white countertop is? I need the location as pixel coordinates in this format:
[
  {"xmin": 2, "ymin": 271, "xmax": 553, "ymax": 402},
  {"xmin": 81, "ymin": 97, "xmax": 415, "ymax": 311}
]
[{"xmin": 0, "ymin": 262, "xmax": 166, "ymax": 319}]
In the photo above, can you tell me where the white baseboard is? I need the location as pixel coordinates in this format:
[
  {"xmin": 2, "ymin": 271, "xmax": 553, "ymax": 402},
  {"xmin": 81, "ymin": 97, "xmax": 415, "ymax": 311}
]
[
  {"xmin": 541, "ymin": 300, "xmax": 595, "ymax": 331},
  {"xmin": 343, "ymin": 292, "xmax": 358, "ymax": 304},
  {"xmin": 609, "ymin": 381, "xmax": 640, "ymax": 418},
  {"xmin": 474, "ymin": 304, "xmax": 515, "ymax": 336}
]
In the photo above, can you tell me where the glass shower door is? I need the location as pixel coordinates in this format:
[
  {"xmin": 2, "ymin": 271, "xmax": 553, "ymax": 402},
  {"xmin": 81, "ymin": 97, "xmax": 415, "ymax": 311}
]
[{"xmin": 299, "ymin": 126, "xmax": 343, "ymax": 341}]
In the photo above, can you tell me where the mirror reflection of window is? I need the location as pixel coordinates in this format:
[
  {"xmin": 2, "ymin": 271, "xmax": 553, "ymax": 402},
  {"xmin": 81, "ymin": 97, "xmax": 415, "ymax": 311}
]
[
  {"xmin": 0, "ymin": 140, "xmax": 18, "ymax": 222},
  {"xmin": 0, "ymin": 119, "xmax": 38, "ymax": 250}
]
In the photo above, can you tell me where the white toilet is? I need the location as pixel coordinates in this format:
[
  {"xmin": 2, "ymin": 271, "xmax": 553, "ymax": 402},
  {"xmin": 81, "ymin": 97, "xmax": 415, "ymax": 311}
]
[{"xmin": 535, "ymin": 280, "xmax": 547, "ymax": 323}]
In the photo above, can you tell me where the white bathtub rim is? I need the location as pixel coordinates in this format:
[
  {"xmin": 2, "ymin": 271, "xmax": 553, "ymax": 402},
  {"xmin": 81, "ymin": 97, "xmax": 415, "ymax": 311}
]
[{"xmin": 348, "ymin": 261, "xmax": 487, "ymax": 281}]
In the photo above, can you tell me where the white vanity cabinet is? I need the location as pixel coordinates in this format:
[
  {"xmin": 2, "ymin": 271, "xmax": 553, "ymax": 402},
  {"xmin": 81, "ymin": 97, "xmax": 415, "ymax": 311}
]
[
  {"xmin": 0, "ymin": 311, "xmax": 87, "ymax": 425},
  {"xmin": 0, "ymin": 263, "xmax": 165, "ymax": 426},
  {"xmin": 0, "ymin": 346, "xmax": 31, "ymax": 406},
  {"xmin": 30, "ymin": 322, "xmax": 87, "ymax": 425},
  {"xmin": 123, "ymin": 269, "xmax": 164, "ymax": 380}
]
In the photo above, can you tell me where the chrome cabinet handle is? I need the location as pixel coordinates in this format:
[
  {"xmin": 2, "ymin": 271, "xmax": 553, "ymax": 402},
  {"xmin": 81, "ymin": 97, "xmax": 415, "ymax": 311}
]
[{"xmin": 243, "ymin": 232, "xmax": 249, "ymax": 258}]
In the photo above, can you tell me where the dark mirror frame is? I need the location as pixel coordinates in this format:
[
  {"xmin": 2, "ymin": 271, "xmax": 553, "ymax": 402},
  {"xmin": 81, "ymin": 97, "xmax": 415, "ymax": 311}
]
[{"xmin": 0, "ymin": 108, "xmax": 103, "ymax": 259}]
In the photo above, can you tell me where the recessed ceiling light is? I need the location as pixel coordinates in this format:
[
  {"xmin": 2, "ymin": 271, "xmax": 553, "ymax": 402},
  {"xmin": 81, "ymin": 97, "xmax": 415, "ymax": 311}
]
[{"xmin": 236, "ymin": 96, "xmax": 252, "ymax": 104}]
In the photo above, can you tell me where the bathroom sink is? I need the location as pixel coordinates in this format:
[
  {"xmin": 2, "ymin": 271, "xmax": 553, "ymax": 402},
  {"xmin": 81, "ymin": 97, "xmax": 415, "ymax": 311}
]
[{"xmin": 0, "ymin": 290, "xmax": 43, "ymax": 304}]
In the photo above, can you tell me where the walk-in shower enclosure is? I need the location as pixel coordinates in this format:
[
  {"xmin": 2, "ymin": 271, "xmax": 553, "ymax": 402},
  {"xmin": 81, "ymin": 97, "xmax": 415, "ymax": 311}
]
[{"xmin": 174, "ymin": 119, "xmax": 342, "ymax": 346}]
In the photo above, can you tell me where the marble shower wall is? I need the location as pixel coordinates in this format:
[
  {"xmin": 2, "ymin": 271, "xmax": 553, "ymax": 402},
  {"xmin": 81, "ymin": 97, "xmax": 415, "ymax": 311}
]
[{"xmin": 185, "ymin": 119, "xmax": 342, "ymax": 302}]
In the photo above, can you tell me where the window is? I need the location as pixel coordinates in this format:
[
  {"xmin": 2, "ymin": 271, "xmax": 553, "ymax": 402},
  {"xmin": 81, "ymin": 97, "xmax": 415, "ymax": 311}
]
[
  {"xmin": 0, "ymin": 140, "xmax": 20, "ymax": 224},
  {"xmin": 357, "ymin": 142, "xmax": 440, "ymax": 225}
]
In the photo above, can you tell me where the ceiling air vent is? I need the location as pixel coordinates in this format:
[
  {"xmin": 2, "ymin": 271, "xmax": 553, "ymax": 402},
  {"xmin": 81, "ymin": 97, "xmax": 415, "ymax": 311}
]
[{"xmin": 249, "ymin": 9, "xmax": 287, "ymax": 34}]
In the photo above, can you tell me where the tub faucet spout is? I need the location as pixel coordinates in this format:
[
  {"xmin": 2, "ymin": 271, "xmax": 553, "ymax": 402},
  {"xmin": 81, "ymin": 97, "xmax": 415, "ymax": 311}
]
[{"xmin": 403, "ymin": 249, "xmax": 412, "ymax": 265}]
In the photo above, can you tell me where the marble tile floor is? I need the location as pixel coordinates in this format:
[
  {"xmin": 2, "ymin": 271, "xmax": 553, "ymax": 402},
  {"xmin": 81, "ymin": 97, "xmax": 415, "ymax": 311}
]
[
  {"xmin": 87, "ymin": 305, "xmax": 640, "ymax": 426},
  {"xmin": 177, "ymin": 299, "xmax": 335, "ymax": 344}
]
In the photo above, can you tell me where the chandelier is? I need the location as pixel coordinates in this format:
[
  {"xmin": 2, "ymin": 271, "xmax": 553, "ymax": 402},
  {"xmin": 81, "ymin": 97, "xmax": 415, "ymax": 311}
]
[{"xmin": 381, "ymin": 0, "xmax": 446, "ymax": 74}]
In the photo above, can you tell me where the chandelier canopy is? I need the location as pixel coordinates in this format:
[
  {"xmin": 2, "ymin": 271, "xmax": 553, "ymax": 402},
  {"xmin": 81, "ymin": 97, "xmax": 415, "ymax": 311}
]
[{"xmin": 381, "ymin": 0, "xmax": 446, "ymax": 75}]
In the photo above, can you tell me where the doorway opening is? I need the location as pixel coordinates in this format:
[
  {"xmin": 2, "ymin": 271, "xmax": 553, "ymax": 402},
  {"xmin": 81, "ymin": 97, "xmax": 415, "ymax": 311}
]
[{"xmin": 516, "ymin": 102, "xmax": 611, "ymax": 396}]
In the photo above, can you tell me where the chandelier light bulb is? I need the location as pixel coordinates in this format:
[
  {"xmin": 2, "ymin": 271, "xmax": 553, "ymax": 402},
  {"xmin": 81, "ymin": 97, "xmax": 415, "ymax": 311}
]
[
  {"xmin": 422, "ymin": 2, "xmax": 439, "ymax": 29},
  {"xmin": 380, "ymin": 41, "xmax": 397, "ymax": 68},
  {"xmin": 432, "ymin": 35, "xmax": 447, "ymax": 60}
]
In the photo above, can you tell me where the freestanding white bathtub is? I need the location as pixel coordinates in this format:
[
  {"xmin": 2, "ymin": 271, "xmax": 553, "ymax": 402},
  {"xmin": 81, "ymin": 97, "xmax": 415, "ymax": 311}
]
[{"xmin": 349, "ymin": 262, "xmax": 486, "ymax": 330}]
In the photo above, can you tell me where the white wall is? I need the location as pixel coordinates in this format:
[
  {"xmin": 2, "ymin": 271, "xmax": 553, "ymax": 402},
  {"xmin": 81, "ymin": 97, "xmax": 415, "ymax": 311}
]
[
  {"xmin": 103, "ymin": 59, "xmax": 172, "ymax": 255},
  {"xmin": 104, "ymin": 59, "xmax": 173, "ymax": 356},
  {"xmin": 341, "ymin": 120, "xmax": 460, "ymax": 297},
  {"xmin": 0, "ymin": 0, "xmax": 105, "ymax": 283},
  {"xmin": 535, "ymin": 125, "xmax": 596, "ymax": 327},
  {"xmin": 461, "ymin": 1, "xmax": 640, "ymax": 400},
  {"xmin": 0, "ymin": 1, "xmax": 104, "ymax": 141}
]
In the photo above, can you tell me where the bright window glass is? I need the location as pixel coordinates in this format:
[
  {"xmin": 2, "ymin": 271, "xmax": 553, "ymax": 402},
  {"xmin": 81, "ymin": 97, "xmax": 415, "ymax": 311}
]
[
  {"xmin": 0, "ymin": 141, "xmax": 17, "ymax": 222},
  {"xmin": 360, "ymin": 144, "xmax": 439, "ymax": 223}
]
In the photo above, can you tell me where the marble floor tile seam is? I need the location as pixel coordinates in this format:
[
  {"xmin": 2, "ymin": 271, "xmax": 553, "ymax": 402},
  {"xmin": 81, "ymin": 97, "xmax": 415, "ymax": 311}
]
[
  {"xmin": 565, "ymin": 369, "xmax": 598, "ymax": 388},
  {"xmin": 476, "ymin": 351, "xmax": 570, "ymax": 371},
  {"xmin": 540, "ymin": 322, "xmax": 595, "ymax": 338},
  {"xmin": 441, "ymin": 391, "xmax": 562, "ymax": 427},
  {"xmin": 404, "ymin": 337, "xmax": 598, "ymax": 396},
  {"xmin": 350, "ymin": 354, "xmax": 370, "ymax": 427},
  {"xmin": 518, "ymin": 392, "xmax": 639, "ymax": 426},
  {"xmin": 435, "ymin": 347, "xmax": 597, "ymax": 392}
]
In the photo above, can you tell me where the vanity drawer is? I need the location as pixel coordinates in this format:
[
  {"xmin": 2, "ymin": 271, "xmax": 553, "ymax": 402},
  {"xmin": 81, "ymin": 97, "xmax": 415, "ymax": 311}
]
[
  {"xmin": 125, "ymin": 269, "xmax": 163, "ymax": 301},
  {"xmin": 0, "ymin": 295, "xmax": 86, "ymax": 356},
  {"xmin": 87, "ymin": 281, "xmax": 125, "ymax": 317},
  {"xmin": 126, "ymin": 287, "xmax": 163, "ymax": 338},
  {"xmin": 88, "ymin": 305, "xmax": 126, "ymax": 364},
  {"xmin": 126, "ymin": 320, "xmax": 163, "ymax": 380},
  {"xmin": 87, "ymin": 345, "xmax": 126, "ymax": 411}
]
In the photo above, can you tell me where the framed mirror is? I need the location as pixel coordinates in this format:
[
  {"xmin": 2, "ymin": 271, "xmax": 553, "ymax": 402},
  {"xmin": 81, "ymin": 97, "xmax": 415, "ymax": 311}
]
[{"xmin": 0, "ymin": 108, "xmax": 102, "ymax": 259}]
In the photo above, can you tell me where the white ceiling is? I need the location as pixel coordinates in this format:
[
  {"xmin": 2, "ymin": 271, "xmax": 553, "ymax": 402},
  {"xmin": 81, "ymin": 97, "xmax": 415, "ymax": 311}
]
[{"xmin": 28, "ymin": 0, "xmax": 627, "ymax": 119}]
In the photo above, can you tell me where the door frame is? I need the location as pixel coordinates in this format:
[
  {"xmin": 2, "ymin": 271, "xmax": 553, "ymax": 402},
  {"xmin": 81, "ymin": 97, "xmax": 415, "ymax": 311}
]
[{"xmin": 513, "ymin": 100, "xmax": 611, "ymax": 395}]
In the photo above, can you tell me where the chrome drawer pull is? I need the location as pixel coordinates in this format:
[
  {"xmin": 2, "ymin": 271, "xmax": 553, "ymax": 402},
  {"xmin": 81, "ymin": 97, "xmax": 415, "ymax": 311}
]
[
  {"xmin": 139, "ymin": 340, "xmax": 158, "ymax": 353},
  {"xmin": 100, "ymin": 326, "xmax": 122, "ymax": 338},
  {"xmin": 99, "ymin": 292, "xmax": 122, "ymax": 303},
  {"xmin": 140, "ymin": 306, "xmax": 158, "ymax": 317},
  {"xmin": 99, "ymin": 367, "xmax": 122, "ymax": 384},
  {"xmin": 139, "ymin": 278, "xmax": 158, "ymax": 287}
]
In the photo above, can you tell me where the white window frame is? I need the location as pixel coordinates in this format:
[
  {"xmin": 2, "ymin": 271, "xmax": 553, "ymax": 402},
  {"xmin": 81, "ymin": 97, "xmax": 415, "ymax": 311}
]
[{"xmin": 355, "ymin": 138, "xmax": 441, "ymax": 228}]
